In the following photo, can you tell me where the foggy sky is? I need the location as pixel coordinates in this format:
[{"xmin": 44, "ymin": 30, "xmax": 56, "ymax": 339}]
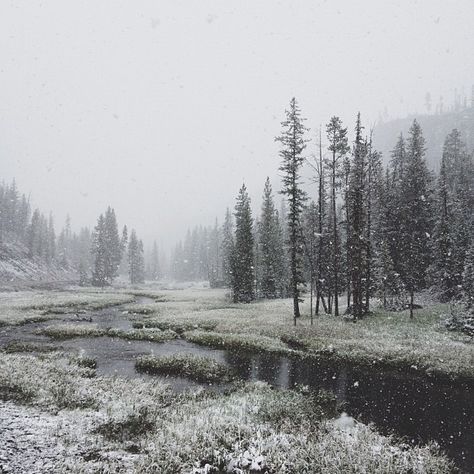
[{"xmin": 1, "ymin": 1, "xmax": 473, "ymax": 249}]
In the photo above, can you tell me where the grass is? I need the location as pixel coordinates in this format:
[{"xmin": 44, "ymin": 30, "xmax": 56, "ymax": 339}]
[
  {"xmin": 0, "ymin": 288, "xmax": 136, "ymax": 326},
  {"xmin": 107, "ymin": 327, "xmax": 178, "ymax": 342},
  {"xmin": 133, "ymin": 382, "xmax": 452, "ymax": 473},
  {"xmin": 2, "ymin": 340, "xmax": 59, "ymax": 354},
  {"xmin": 133, "ymin": 319, "xmax": 218, "ymax": 333},
  {"xmin": 183, "ymin": 329, "xmax": 292, "ymax": 354},
  {"xmin": 130, "ymin": 288, "xmax": 474, "ymax": 380},
  {"xmin": 38, "ymin": 323, "xmax": 178, "ymax": 343},
  {"xmin": 136, "ymin": 353, "xmax": 233, "ymax": 383},
  {"xmin": 0, "ymin": 351, "xmax": 454, "ymax": 472}
]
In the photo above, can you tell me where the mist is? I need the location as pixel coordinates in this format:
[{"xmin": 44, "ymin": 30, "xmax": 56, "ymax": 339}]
[{"xmin": 1, "ymin": 0, "xmax": 473, "ymax": 248}]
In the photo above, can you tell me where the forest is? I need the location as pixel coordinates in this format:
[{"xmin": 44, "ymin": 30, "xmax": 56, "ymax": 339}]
[{"xmin": 170, "ymin": 99, "xmax": 474, "ymax": 332}]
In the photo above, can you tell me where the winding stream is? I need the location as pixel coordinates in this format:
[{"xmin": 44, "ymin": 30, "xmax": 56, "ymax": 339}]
[{"xmin": 0, "ymin": 298, "xmax": 472, "ymax": 472}]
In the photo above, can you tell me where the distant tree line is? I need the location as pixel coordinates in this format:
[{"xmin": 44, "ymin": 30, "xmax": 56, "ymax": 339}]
[
  {"xmin": 171, "ymin": 98, "xmax": 474, "ymax": 328},
  {"xmin": 0, "ymin": 180, "xmax": 150, "ymax": 286}
]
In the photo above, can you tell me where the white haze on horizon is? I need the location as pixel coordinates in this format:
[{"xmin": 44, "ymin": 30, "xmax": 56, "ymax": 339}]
[{"xmin": 1, "ymin": 0, "xmax": 473, "ymax": 250}]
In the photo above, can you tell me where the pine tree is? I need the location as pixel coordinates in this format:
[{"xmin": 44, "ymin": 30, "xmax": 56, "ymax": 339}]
[
  {"xmin": 364, "ymin": 138, "xmax": 382, "ymax": 313},
  {"xmin": 398, "ymin": 120, "xmax": 433, "ymax": 318},
  {"xmin": 276, "ymin": 97, "xmax": 308, "ymax": 324},
  {"xmin": 463, "ymin": 240, "xmax": 474, "ymax": 311},
  {"xmin": 128, "ymin": 229, "xmax": 145, "ymax": 284},
  {"xmin": 259, "ymin": 178, "xmax": 281, "ymax": 299},
  {"xmin": 326, "ymin": 117, "xmax": 349, "ymax": 316},
  {"xmin": 103, "ymin": 207, "xmax": 122, "ymax": 282},
  {"xmin": 232, "ymin": 184, "xmax": 254, "ymax": 303},
  {"xmin": 431, "ymin": 154, "xmax": 456, "ymax": 301},
  {"xmin": 91, "ymin": 214, "xmax": 107, "ymax": 286},
  {"xmin": 149, "ymin": 241, "xmax": 161, "ymax": 281},
  {"xmin": 208, "ymin": 220, "xmax": 221, "ymax": 287},
  {"xmin": 347, "ymin": 114, "xmax": 368, "ymax": 319},
  {"xmin": 221, "ymin": 208, "xmax": 234, "ymax": 289}
]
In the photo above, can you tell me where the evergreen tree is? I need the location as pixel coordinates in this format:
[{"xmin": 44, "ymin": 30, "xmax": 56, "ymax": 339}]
[
  {"xmin": 326, "ymin": 116, "xmax": 349, "ymax": 316},
  {"xmin": 232, "ymin": 184, "xmax": 254, "ymax": 303},
  {"xmin": 347, "ymin": 114, "xmax": 368, "ymax": 319},
  {"xmin": 398, "ymin": 120, "xmax": 433, "ymax": 318},
  {"xmin": 463, "ymin": 240, "xmax": 474, "ymax": 311},
  {"xmin": 149, "ymin": 240, "xmax": 161, "ymax": 281},
  {"xmin": 259, "ymin": 178, "xmax": 281, "ymax": 299},
  {"xmin": 128, "ymin": 229, "xmax": 145, "ymax": 284},
  {"xmin": 91, "ymin": 214, "xmax": 107, "ymax": 286},
  {"xmin": 276, "ymin": 97, "xmax": 308, "ymax": 323},
  {"xmin": 221, "ymin": 208, "xmax": 234, "ymax": 288},
  {"xmin": 103, "ymin": 207, "xmax": 122, "ymax": 282},
  {"xmin": 431, "ymin": 154, "xmax": 456, "ymax": 301}
]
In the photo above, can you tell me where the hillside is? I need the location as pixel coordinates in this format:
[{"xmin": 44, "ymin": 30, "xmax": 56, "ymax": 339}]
[
  {"xmin": 0, "ymin": 241, "xmax": 76, "ymax": 289},
  {"xmin": 373, "ymin": 106, "xmax": 474, "ymax": 168}
]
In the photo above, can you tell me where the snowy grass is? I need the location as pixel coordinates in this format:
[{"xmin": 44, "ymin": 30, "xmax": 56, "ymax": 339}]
[
  {"xmin": 0, "ymin": 288, "xmax": 136, "ymax": 326},
  {"xmin": 136, "ymin": 353, "xmax": 233, "ymax": 383},
  {"xmin": 2, "ymin": 340, "xmax": 59, "ymax": 353},
  {"xmin": 133, "ymin": 320, "xmax": 218, "ymax": 333},
  {"xmin": 129, "ymin": 287, "xmax": 474, "ymax": 380},
  {"xmin": 0, "ymin": 351, "xmax": 453, "ymax": 473},
  {"xmin": 38, "ymin": 323, "xmax": 178, "ymax": 343},
  {"xmin": 134, "ymin": 382, "xmax": 452, "ymax": 473},
  {"xmin": 183, "ymin": 330, "xmax": 291, "ymax": 354},
  {"xmin": 107, "ymin": 327, "xmax": 178, "ymax": 342}
]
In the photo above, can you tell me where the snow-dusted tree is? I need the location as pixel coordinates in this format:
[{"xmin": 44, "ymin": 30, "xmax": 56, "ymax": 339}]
[
  {"xmin": 118, "ymin": 225, "xmax": 128, "ymax": 275},
  {"xmin": 374, "ymin": 170, "xmax": 405, "ymax": 310},
  {"xmin": 259, "ymin": 178, "xmax": 283, "ymax": 299},
  {"xmin": 364, "ymin": 138, "xmax": 383, "ymax": 313},
  {"xmin": 46, "ymin": 213, "xmax": 56, "ymax": 265},
  {"xmin": 221, "ymin": 208, "xmax": 234, "ymax": 288},
  {"xmin": 27, "ymin": 209, "xmax": 42, "ymax": 258},
  {"xmin": 103, "ymin": 207, "xmax": 122, "ymax": 282},
  {"xmin": 347, "ymin": 114, "xmax": 368, "ymax": 319},
  {"xmin": 431, "ymin": 153, "xmax": 456, "ymax": 301},
  {"xmin": 232, "ymin": 184, "xmax": 254, "ymax": 303},
  {"xmin": 463, "ymin": 240, "xmax": 474, "ymax": 311},
  {"xmin": 91, "ymin": 214, "xmax": 108, "ymax": 286},
  {"xmin": 91, "ymin": 208, "xmax": 122, "ymax": 286},
  {"xmin": 325, "ymin": 117, "xmax": 349, "ymax": 316},
  {"xmin": 276, "ymin": 97, "xmax": 308, "ymax": 324},
  {"xmin": 148, "ymin": 240, "xmax": 161, "ymax": 281},
  {"xmin": 128, "ymin": 229, "xmax": 145, "ymax": 284},
  {"xmin": 208, "ymin": 220, "xmax": 221, "ymax": 287},
  {"xmin": 398, "ymin": 120, "xmax": 433, "ymax": 318}
]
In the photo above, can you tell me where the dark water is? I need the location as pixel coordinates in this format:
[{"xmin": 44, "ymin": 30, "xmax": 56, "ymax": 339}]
[{"xmin": 0, "ymin": 300, "xmax": 472, "ymax": 472}]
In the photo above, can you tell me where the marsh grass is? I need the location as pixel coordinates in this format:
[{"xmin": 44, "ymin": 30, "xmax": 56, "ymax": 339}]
[
  {"xmin": 135, "ymin": 353, "xmax": 233, "ymax": 383},
  {"xmin": 0, "ymin": 350, "xmax": 453, "ymax": 473},
  {"xmin": 129, "ymin": 288, "xmax": 473, "ymax": 380},
  {"xmin": 3, "ymin": 340, "xmax": 59, "ymax": 354},
  {"xmin": 95, "ymin": 406, "xmax": 156, "ymax": 442},
  {"xmin": 108, "ymin": 327, "xmax": 178, "ymax": 342},
  {"xmin": 183, "ymin": 330, "xmax": 292, "ymax": 354},
  {"xmin": 134, "ymin": 382, "xmax": 453, "ymax": 473},
  {"xmin": 38, "ymin": 323, "xmax": 178, "ymax": 343},
  {"xmin": 0, "ymin": 289, "xmax": 136, "ymax": 326},
  {"xmin": 133, "ymin": 320, "xmax": 217, "ymax": 334}
]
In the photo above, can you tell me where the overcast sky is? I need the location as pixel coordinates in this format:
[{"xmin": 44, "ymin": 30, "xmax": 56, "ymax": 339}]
[{"xmin": 1, "ymin": 0, "xmax": 473, "ymax": 249}]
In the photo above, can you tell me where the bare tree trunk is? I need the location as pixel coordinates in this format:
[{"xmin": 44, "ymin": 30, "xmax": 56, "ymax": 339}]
[
  {"xmin": 409, "ymin": 289, "xmax": 414, "ymax": 319},
  {"xmin": 332, "ymin": 151, "xmax": 339, "ymax": 316}
]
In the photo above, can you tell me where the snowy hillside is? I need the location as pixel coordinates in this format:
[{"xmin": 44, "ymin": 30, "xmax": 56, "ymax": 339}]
[{"xmin": 0, "ymin": 241, "xmax": 76, "ymax": 287}]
